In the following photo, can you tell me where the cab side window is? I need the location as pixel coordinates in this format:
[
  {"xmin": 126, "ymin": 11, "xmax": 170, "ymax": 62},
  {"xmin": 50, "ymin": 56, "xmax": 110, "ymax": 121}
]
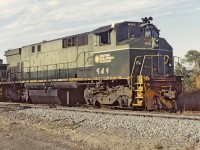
[{"xmin": 99, "ymin": 31, "xmax": 111, "ymax": 45}]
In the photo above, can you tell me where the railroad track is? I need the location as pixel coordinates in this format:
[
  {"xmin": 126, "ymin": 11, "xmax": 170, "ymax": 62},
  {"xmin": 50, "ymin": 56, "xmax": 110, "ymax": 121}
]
[{"xmin": 0, "ymin": 102, "xmax": 200, "ymax": 121}]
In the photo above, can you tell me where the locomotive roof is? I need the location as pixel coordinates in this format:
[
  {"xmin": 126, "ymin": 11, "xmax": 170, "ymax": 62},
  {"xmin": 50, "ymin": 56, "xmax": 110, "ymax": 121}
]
[
  {"xmin": 6, "ymin": 20, "xmax": 158, "ymax": 50},
  {"xmin": 21, "ymin": 21, "xmax": 146, "ymax": 47},
  {"xmin": 92, "ymin": 21, "xmax": 144, "ymax": 34},
  {"xmin": 20, "ymin": 31, "xmax": 91, "ymax": 48}
]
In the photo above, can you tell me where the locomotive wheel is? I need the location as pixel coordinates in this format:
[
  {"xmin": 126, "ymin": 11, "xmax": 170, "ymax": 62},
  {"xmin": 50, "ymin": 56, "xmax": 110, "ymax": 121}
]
[
  {"xmin": 93, "ymin": 100, "xmax": 101, "ymax": 107},
  {"xmin": 117, "ymin": 96, "xmax": 129, "ymax": 108}
]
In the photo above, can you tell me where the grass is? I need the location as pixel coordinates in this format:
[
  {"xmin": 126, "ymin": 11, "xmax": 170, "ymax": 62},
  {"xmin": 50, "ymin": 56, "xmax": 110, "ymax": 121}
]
[
  {"xmin": 154, "ymin": 143, "xmax": 164, "ymax": 149},
  {"xmin": 46, "ymin": 122, "xmax": 57, "ymax": 130}
]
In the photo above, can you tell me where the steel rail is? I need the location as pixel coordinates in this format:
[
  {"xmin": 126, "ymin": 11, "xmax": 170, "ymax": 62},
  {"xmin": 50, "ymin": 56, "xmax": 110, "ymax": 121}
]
[{"xmin": 0, "ymin": 102, "xmax": 200, "ymax": 121}]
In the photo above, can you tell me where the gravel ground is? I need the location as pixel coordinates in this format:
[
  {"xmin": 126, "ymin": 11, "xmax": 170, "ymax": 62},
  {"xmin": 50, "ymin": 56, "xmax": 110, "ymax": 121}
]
[{"xmin": 0, "ymin": 107, "xmax": 200, "ymax": 150}]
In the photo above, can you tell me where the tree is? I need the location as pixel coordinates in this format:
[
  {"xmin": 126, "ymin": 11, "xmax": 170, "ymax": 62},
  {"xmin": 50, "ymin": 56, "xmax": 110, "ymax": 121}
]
[
  {"xmin": 184, "ymin": 50, "xmax": 200, "ymax": 68},
  {"xmin": 183, "ymin": 50, "xmax": 200, "ymax": 90}
]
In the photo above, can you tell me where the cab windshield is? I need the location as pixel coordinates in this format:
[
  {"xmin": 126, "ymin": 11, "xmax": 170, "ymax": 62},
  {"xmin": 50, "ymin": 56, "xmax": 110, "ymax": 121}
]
[
  {"xmin": 116, "ymin": 23, "xmax": 159, "ymax": 42},
  {"xmin": 116, "ymin": 23, "xmax": 143, "ymax": 42},
  {"xmin": 144, "ymin": 24, "xmax": 159, "ymax": 38}
]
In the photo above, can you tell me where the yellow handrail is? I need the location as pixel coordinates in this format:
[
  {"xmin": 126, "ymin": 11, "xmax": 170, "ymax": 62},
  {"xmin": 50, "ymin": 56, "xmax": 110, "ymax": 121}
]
[{"xmin": 130, "ymin": 54, "xmax": 169, "ymax": 95}]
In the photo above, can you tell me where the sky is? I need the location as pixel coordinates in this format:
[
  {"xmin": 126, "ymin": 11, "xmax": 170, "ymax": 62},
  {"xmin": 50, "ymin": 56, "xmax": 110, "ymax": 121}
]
[{"xmin": 0, "ymin": 0, "xmax": 200, "ymax": 63}]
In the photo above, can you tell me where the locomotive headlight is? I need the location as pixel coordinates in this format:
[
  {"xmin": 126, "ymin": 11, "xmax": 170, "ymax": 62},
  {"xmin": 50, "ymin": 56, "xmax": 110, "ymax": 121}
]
[
  {"xmin": 155, "ymin": 39, "xmax": 159, "ymax": 48},
  {"xmin": 152, "ymin": 38, "xmax": 159, "ymax": 49}
]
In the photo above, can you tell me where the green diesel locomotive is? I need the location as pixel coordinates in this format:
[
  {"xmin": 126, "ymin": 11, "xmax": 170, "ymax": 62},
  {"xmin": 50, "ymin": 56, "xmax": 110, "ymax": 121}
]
[{"xmin": 0, "ymin": 17, "xmax": 183, "ymax": 111}]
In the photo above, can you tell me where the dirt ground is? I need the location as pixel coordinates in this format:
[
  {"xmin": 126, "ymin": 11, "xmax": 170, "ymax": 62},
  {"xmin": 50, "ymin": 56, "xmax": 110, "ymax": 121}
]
[
  {"xmin": 0, "ymin": 108, "xmax": 83, "ymax": 150},
  {"xmin": 0, "ymin": 107, "xmax": 139, "ymax": 150},
  {"xmin": 0, "ymin": 106, "xmax": 199, "ymax": 150},
  {"xmin": 0, "ymin": 107, "xmax": 159, "ymax": 150}
]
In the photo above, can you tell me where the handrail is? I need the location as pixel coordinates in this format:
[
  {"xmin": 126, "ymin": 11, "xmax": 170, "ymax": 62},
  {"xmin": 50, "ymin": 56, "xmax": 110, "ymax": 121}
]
[
  {"xmin": 173, "ymin": 56, "xmax": 183, "ymax": 76},
  {"xmin": 130, "ymin": 56, "xmax": 143, "ymax": 92},
  {"xmin": 23, "ymin": 51, "xmax": 93, "ymax": 69},
  {"xmin": 0, "ymin": 51, "xmax": 93, "ymax": 82},
  {"xmin": 130, "ymin": 54, "xmax": 170, "ymax": 94}
]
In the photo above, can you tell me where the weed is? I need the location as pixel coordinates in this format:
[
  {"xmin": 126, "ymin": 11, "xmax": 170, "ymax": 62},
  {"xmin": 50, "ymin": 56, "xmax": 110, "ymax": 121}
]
[{"xmin": 154, "ymin": 143, "xmax": 163, "ymax": 149}]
